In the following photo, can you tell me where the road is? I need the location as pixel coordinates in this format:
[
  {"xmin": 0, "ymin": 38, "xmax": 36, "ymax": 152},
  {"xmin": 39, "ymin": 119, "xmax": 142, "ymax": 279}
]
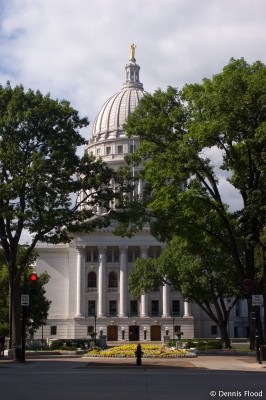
[{"xmin": 1, "ymin": 357, "xmax": 265, "ymax": 400}]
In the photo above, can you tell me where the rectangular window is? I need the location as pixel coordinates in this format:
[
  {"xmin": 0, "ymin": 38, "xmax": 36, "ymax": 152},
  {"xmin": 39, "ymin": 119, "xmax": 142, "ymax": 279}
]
[
  {"xmin": 87, "ymin": 326, "xmax": 94, "ymax": 335},
  {"xmin": 107, "ymin": 249, "xmax": 119, "ymax": 263},
  {"xmin": 130, "ymin": 300, "xmax": 138, "ymax": 316},
  {"xmin": 127, "ymin": 248, "xmax": 140, "ymax": 262},
  {"xmin": 109, "ymin": 300, "xmax": 117, "ymax": 316},
  {"xmin": 113, "ymin": 249, "xmax": 119, "ymax": 262},
  {"xmin": 96, "ymin": 148, "xmax": 101, "ymax": 155},
  {"xmin": 174, "ymin": 325, "xmax": 181, "ymax": 335},
  {"xmin": 106, "ymin": 146, "xmax": 111, "ymax": 155},
  {"xmin": 88, "ymin": 300, "xmax": 96, "ymax": 316},
  {"xmin": 117, "ymin": 145, "xmax": 123, "ymax": 154},
  {"xmin": 172, "ymin": 300, "xmax": 180, "ymax": 316},
  {"xmin": 129, "ymin": 144, "xmax": 136, "ymax": 153},
  {"xmin": 211, "ymin": 325, "xmax": 218, "ymax": 335},
  {"xmin": 128, "ymin": 249, "xmax": 133, "ymax": 263},
  {"xmin": 107, "ymin": 250, "xmax": 113, "ymax": 263},
  {"xmin": 151, "ymin": 300, "xmax": 159, "ymax": 316},
  {"xmin": 148, "ymin": 247, "xmax": 161, "ymax": 259},
  {"xmin": 93, "ymin": 250, "xmax": 98, "ymax": 262},
  {"xmin": 87, "ymin": 249, "xmax": 98, "ymax": 262},
  {"xmin": 50, "ymin": 326, "xmax": 57, "ymax": 335}
]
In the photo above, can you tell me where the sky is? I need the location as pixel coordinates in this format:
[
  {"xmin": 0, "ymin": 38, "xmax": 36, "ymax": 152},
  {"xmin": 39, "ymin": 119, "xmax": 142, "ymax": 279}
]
[
  {"xmin": 1, "ymin": 0, "xmax": 265, "ymax": 130},
  {"xmin": 0, "ymin": 0, "xmax": 265, "ymax": 228}
]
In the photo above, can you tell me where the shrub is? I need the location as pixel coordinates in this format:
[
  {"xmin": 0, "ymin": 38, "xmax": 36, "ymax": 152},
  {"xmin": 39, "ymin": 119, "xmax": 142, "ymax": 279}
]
[
  {"xmin": 49, "ymin": 340, "xmax": 63, "ymax": 350},
  {"xmin": 185, "ymin": 339, "xmax": 223, "ymax": 350}
]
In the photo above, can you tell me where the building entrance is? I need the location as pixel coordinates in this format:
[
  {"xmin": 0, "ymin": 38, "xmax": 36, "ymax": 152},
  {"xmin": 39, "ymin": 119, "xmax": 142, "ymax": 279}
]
[
  {"xmin": 129, "ymin": 326, "xmax": 139, "ymax": 341},
  {"xmin": 150, "ymin": 325, "xmax": 161, "ymax": 341},
  {"xmin": 107, "ymin": 325, "xmax": 118, "ymax": 341}
]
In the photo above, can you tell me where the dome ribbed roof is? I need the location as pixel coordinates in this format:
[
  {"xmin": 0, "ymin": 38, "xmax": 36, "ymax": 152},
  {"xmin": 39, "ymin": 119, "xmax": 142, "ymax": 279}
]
[{"xmin": 91, "ymin": 46, "xmax": 145, "ymax": 142}]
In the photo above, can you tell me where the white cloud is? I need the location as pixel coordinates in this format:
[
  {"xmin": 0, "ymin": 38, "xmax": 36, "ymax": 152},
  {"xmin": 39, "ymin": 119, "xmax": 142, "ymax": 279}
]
[
  {"xmin": 1, "ymin": 0, "xmax": 265, "ymax": 117},
  {"xmin": 0, "ymin": 0, "xmax": 264, "ymax": 229}
]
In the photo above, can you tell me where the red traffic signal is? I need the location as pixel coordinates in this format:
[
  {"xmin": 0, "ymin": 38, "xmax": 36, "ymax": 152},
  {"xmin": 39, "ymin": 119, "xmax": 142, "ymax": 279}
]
[
  {"xmin": 243, "ymin": 278, "xmax": 252, "ymax": 294},
  {"xmin": 30, "ymin": 273, "xmax": 37, "ymax": 282},
  {"xmin": 29, "ymin": 273, "xmax": 38, "ymax": 294}
]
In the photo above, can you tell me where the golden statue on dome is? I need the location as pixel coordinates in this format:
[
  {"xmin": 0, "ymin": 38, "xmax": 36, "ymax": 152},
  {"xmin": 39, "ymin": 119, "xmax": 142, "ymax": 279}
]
[{"xmin": 130, "ymin": 43, "xmax": 136, "ymax": 60}]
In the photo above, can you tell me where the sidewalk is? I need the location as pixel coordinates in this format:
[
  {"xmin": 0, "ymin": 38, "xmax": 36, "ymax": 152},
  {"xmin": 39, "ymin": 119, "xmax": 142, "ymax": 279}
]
[
  {"xmin": 83, "ymin": 354, "xmax": 266, "ymax": 371},
  {"xmin": 1, "ymin": 353, "xmax": 266, "ymax": 372}
]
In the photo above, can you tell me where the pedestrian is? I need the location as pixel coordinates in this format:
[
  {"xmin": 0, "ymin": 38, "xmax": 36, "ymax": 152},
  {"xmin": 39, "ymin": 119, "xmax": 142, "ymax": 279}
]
[{"xmin": 0, "ymin": 334, "xmax": 5, "ymax": 357}]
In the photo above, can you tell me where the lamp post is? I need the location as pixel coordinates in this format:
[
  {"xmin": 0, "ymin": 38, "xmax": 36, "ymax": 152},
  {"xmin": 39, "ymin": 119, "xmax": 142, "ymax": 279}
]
[{"xmin": 94, "ymin": 313, "xmax": 97, "ymax": 337}]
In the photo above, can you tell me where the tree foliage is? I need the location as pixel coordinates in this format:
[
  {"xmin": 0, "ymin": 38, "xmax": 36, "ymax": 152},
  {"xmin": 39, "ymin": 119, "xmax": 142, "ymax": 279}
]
[
  {"xmin": 0, "ymin": 257, "xmax": 51, "ymax": 337},
  {"xmin": 0, "ymin": 82, "xmax": 127, "ymax": 347},
  {"xmin": 129, "ymin": 236, "xmax": 241, "ymax": 347},
  {"xmin": 124, "ymin": 58, "xmax": 266, "ymax": 345}
]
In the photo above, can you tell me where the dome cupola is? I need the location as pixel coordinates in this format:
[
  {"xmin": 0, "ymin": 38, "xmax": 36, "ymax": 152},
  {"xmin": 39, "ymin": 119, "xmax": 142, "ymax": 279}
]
[{"xmin": 90, "ymin": 44, "xmax": 145, "ymax": 144}]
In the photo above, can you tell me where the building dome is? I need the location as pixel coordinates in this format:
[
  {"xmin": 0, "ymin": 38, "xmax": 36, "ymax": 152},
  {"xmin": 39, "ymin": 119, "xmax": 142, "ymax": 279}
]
[{"xmin": 91, "ymin": 45, "xmax": 146, "ymax": 143}]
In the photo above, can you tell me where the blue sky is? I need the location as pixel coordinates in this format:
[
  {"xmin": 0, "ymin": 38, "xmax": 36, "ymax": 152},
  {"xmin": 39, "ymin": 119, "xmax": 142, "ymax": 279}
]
[{"xmin": 0, "ymin": 0, "xmax": 265, "ymax": 227}]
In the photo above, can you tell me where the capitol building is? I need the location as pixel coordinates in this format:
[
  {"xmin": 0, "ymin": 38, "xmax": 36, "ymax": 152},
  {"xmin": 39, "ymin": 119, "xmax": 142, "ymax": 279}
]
[{"xmin": 35, "ymin": 47, "xmax": 248, "ymax": 342}]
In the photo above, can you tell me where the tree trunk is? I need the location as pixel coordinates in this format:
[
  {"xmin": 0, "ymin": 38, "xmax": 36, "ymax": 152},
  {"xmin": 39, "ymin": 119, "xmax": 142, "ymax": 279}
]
[
  {"xmin": 219, "ymin": 322, "xmax": 232, "ymax": 349},
  {"xmin": 263, "ymin": 246, "xmax": 266, "ymax": 345},
  {"xmin": 12, "ymin": 274, "xmax": 22, "ymax": 349}
]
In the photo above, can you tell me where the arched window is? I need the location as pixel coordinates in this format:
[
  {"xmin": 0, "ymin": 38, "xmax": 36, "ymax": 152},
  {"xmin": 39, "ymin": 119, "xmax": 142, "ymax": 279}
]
[
  {"xmin": 108, "ymin": 271, "xmax": 118, "ymax": 288},
  {"xmin": 88, "ymin": 271, "xmax": 97, "ymax": 288}
]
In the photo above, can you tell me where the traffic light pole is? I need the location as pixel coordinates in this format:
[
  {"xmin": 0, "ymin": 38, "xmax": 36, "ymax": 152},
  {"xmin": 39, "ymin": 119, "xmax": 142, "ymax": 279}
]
[
  {"xmin": 21, "ymin": 306, "xmax": 26, "ymax": 362},
  {"xmin": 255, "ymin": 308, "xmax": 262, "ymax": 364},
  {"xmin": 21, "ymin": 272, "xmax": 27, "ymax": 363}
]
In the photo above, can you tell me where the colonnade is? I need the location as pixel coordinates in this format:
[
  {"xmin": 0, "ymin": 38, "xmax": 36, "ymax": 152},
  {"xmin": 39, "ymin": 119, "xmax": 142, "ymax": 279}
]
[{"xmin": 76, "ymin": 246, "xmax": 192, "ymax": 319}]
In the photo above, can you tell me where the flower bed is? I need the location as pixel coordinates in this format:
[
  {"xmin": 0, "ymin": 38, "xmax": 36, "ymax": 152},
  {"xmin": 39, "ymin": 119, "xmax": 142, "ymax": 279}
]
[{"xmin": 86, "ymin": 344, "xmax": 196, "ymax": 358}]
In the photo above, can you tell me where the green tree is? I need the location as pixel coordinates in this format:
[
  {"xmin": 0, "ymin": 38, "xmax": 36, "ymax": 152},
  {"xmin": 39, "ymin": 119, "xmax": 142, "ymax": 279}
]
[
  {"xmin": 0, "ymin": 82, "xmax": 126, "ymax": 350},
  {"xmin": 124, "ymin": 59, "xmax": 266, "ymax": 347},
  {"xmin": 0, "ymin": 261, "xmax": 51, "ymax": 337},
  {"xmin": 129, "ymin": 236, "xmax": 241, "ymax": 348}
]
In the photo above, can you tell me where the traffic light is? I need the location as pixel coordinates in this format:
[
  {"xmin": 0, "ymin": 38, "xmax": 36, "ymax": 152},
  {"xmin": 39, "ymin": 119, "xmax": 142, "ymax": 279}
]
[
  {"xmin": 243, "ymin": 278, "xmax": 253, "ymax": 295},
  {"xmin": 29, "ymin": 273, "xmax": 38, "ymax": 294}
]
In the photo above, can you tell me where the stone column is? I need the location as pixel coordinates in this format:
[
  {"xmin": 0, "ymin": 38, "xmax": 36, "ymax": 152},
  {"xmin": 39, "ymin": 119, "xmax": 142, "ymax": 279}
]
[
  {"xmin": 140, "ymin": 246, "xmax": 149, "ymax": 317},
  {"xmin": 119, "ymin": 247, "xmax": 128, "ymax": 317},
  {"xmin": 183, "ymin": 301, "xmax": 192, "ymax": 317},
  {"xmin": 76, "ymin": 246, "xmax": 85, "ymax": 317},
  {"xmin": 162, "ymin": 280, "xmax": 170, "ymax": 317},
  {"xmin": 98, "ymin": 247, "xmax": 106, "ymax": 317}
]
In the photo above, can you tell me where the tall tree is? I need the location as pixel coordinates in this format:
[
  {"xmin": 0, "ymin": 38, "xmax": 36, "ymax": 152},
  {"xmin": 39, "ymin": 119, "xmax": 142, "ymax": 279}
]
[
  {"xmin": 124, "ymin": 59, "xmax": 266, "ymax": 347},
  {"xmin": 129, "ymin": 236, "xmax": 241, "ymax": 348},
  {"xmin": 0, "ymin": 82, "xmax": 126, "ymax": 350}
]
